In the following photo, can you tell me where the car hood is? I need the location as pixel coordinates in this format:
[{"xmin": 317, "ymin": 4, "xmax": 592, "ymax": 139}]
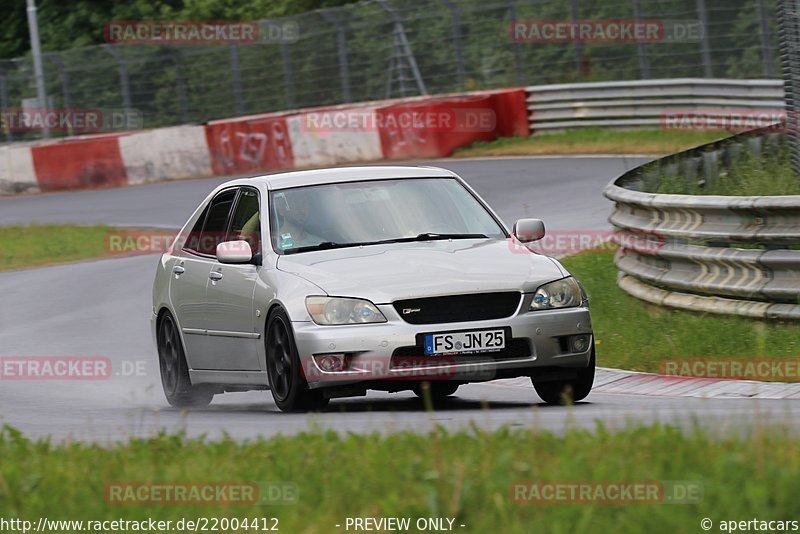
[{"xmin": 276, "ymin": 238, "xmax": 567, "ymax": 303}]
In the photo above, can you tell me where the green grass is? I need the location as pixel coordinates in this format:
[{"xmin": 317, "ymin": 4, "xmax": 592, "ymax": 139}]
[
  {"xmin": 655, "ymin": 147, "xmax": 800, "ymax": 196},
  {"xmin": 0, "ymin": 225, "xmax": 115, "ymax": 271},
  {"xmin": 561, "ymin": 251, "xmax": 800, "ymax": 372},
  {"xmin": 1, "ymin": 423, "xmax": 798, "ymax": 533},
  {"xmin": 455, "ymin": 128, "xmax": 726, "ymax": 157}
]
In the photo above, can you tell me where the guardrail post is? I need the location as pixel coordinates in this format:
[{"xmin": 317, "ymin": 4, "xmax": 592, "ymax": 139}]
[
  {"xmin": 229, "ymin": 44, "xmax": 244, "ymax": 116},
  {"xmin": 633, "ymin": 0, "xmax": 650, "ymax": 78},
  {"xmin": 695, "ymin": 0, "xmax": 713, "ymax": 77},
  {"xmin": 778, "ymin": 0, "xmax": 800, "ymax": 177}
]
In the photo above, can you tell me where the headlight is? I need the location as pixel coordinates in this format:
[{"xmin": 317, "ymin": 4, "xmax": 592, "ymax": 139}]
[
  {"xmin": 529, "ymin": 277, "xmax": 584, "ymax": 310},
  {"xmin": 306, "ymin": 296, "xmax": 387, "ymax": 325}
]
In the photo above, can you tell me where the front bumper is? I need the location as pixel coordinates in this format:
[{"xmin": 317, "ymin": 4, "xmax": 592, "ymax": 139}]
[{"xmin": 293, "ymin": 303, "xmax": 593, "ymax": 389}]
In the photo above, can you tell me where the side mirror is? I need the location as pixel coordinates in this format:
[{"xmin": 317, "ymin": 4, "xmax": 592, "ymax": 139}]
[
  {"xmin": 216, "ymin": 240, "xmax": 253, "ymax": 264},
  {"xmin": 513, "ymin": 218, "xmax": 545, "ymax": 243}
]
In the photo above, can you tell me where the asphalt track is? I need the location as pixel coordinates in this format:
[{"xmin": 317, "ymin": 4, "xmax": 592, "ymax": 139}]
[{"xmin": 2, "ymin": 155, "xmax": 799, "ymax": 442}]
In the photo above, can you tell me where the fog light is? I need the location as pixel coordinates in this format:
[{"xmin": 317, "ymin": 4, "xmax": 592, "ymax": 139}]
[
  {"xmin": 571, "ymin": 335, "xmax": 591, "ymax": 353},
  {"xmin": 314, "ymin": 353, "xmax": 346, "ymax": 372}
]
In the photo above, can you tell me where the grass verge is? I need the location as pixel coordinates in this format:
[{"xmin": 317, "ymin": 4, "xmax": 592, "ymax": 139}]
[
  {"xmin": 560, "ymin": 250, "xmax": 800, "ymax": 373},
  {"xmin": 1, "ymin": 423, "xmax": 798, "ymax": 533},
  {"xmin": 0, "ymin": 225, "xmax": 116, "ymax": 271},
  {"xmin": 655, "ymin": 146, "xmax": 800, "ymax": 196},
  {"xmin": 455, "ymin": 128, "xmax": 726, "ymax": 157}
]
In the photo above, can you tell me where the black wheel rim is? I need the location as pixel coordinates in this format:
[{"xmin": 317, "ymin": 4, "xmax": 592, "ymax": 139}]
[
  {"xmin": 158, "ymin": 316, "xmax": 180, "ymax": 394},
  {"xmin": 266, "ymin": 318, "xmax": 293, "ymax": 401}
]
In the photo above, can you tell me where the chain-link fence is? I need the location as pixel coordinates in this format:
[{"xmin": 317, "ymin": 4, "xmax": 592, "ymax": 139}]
[{"xmin": 0, "ymin": 0, "xmax": 781, "ymax": 141}]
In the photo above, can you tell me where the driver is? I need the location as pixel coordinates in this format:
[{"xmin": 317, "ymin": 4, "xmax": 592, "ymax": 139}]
[{"xmin": 275, "ymin": 192, "xmax": 325, "ymax": 250}]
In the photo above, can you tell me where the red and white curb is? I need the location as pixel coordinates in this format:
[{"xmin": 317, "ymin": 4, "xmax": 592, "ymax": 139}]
[{"xmin": 492, "ymin": 367, "xmax": 800, "ymax": 399}]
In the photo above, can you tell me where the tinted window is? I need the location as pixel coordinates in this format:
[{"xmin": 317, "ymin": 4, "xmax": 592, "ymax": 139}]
[
  {"xmin": 187, "ymin": 189, "xmax": 237, "ymax": 256},
  {"xmin": 228, "ymin": 188, "xmax": 261, "ymax": 252}
]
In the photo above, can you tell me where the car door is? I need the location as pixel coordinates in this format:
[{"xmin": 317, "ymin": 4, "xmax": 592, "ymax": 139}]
[
  {"xmin": 171, "ymin": 188, "xmax": 237, "ymax": 370},
  {"xmin": 203, "ymin": 187, "xmax": 262, "ymax": 371}
]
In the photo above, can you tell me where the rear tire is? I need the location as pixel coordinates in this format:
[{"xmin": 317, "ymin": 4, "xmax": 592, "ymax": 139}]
[
  {"xmin": 266, "ymin": 308, "xmax": 330, "ymax": 413},
  {"xmin": 157, "ymin": 312, "xmax": 214, "ymax": 408},
  {"xmin": 532, "ymin": 348, "xmax": 595, "ymax": 405}
]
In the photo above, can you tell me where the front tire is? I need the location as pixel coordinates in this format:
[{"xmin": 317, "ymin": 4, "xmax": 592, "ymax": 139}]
[
  {"xmin": 157, "ymin": 312, "xmax": 214, "ymax": 408},
  {"xmin": 265, "ymin": 308, "xmax": 329, "ymax": 413},
  {"xmin": 532, "ymin": 348, "xmax": 595, "ymax": 405}
]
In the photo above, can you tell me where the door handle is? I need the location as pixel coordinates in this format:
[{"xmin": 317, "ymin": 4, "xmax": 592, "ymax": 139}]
[
  {"xmin": 209, "ymin": 271, "xmax": 224, "ymax": 282},
  {"xmin": 172, "ymin": 265, "xmax": 185, "ymax": 275}
]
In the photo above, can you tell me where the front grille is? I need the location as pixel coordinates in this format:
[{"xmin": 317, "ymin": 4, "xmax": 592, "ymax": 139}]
[
  {"xmin": 391, "ymin": 339, "xmax": 532, "ymax": 364},
  {"xmin": 393, "ymin": 292, "xmax": 521, "ymax": 324}
]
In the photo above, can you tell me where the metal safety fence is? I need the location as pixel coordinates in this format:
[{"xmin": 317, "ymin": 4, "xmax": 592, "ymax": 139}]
[{"xmin": 0, "ymin": 0, "xmax": 782, "ymax": 141}]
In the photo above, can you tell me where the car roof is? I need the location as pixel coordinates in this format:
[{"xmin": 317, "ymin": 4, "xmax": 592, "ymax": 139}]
[{"xmin": 245, "ymin": 165, "xmax": 459, "ymax": 190}]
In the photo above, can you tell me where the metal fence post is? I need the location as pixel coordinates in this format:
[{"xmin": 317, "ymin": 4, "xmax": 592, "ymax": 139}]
[
  {"xmin": 45, "ymin": 54, "xmax": 71, "ymax": 110},
  {"xmin": 229, "ymin": 44, "xmax": 244, "ymax": 116},
  {"xmin": 758, "ymin": 0, "xmax": 775, "ymax": 78},
  {"xmin": 320, "ymin": 9, "xmax": 352, "ymax": 103},
  {"xmin": 778, "ymin": 0, "xmax": 800, "ymax": 177},
  {"xmin": 441, "ymin": 0, "xmax": 466, "ymax": 91},
  {"xmin": 169, "ymin": 47, "xmax": 189, "ymax": 123},
  {"xmin": 633, "ymin": 0, "xmax": 650, "ymax": 79},
  {"xmin": 571, "ymin": 0, "xmax": 582, "ymax": 77},
  {"xmin": 695, "ymin": 0, "xmax": 713, "ymax": 77},
  {"xmin": 103, "ymin": 45, "xmax": 133, "ymax": 118},
  {"xmin": 0, "ymin": 69, "xmax": 11, "ymax": 142},
  {"xmin": 506, "ymin": 0, "xmax": 524, "ymax": 85},
  {"xmin": 377, "ymin": 0, "xmax": 427, "ymax": 98},
  {"xmin": 262, "ymin": 19, "xmax": 296, "ymax": 109}
]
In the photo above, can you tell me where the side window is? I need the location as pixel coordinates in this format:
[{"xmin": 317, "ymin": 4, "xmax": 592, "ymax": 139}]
[
  {"xmin": 185, "ymin": 189, "xmax": 237, "ymax": 256},
  {"xmin": 228, "ymin": 188, "xmax": 261, "ymax": 252},
  {"xmin": 183, "ymin": 205, "xmax": 209, "ymax": 254}
]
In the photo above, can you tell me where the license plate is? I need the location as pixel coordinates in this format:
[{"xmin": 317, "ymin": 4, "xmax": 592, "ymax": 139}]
[{"xmin": 423, "ymin": 329, "xmax": 506, "ymax": 355}]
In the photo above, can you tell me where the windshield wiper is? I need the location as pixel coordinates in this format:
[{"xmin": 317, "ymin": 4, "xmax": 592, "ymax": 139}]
[
  {"xmin": 282, "ymin": 234, "xmax": 489, "ymax": 254},
  {"xmin": 377, "ymin": 232, "xmax": 489, "ymax": 244},
  {"xmin": 282, "ymin": 241, "xmax": 348, "ymax": 254}
]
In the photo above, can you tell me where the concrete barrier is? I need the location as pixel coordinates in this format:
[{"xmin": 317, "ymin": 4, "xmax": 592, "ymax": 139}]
[
  {"xmin": 0, "ymin": 145, "xmax": 39, "ymax": 194},
  {"xmin": 31, "ymin": 134, "xmax": 129, "ymax": 192},
  {"xmin": 0, "ymin": 88, "xmax": 529, "ymax": 195},
  {"xmin": 205, "ymin": 113, "xmax": 295, "ymax": 176},
  {"xmin": 119, "ymin": 126, "xmax": 212, "ymax": 185}
]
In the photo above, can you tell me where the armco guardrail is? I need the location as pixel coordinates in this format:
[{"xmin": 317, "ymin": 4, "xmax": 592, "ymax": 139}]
[
  {"xmin": 526, "ymin": 78, "xmax": 783, "ymax": 131},
  {"xmin": 604, "ymin": 128, "xmax": 800, "ymax": 320}
]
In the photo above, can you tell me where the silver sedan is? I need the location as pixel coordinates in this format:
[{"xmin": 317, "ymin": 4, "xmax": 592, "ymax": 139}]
[{"xmin": 152, "ymin": 166, "xmax": 595, "ymax": 412}]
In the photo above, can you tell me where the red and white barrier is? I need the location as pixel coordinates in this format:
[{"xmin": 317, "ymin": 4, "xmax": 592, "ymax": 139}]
[
  {"xmin": 0, "ymin": 88, "xmax": 529, "ymax": 195},
  {"xmin": 0, "ymin": 144, "xmax": 39, "ymax": 194},
  {"xmin": 119, "ymin": 125, "xmax": 212, "ymax": 185}
]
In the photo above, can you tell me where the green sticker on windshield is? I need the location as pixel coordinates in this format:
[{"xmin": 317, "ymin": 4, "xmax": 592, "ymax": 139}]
[{"xmin": 279, "ymin": 233, "xmax": 294, "ymax": 250}]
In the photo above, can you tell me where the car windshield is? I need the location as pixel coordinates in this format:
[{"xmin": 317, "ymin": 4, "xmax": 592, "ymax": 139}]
[{"xmin": 269, "ymin": 177, "xmax": 506, "ymax": 254}]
